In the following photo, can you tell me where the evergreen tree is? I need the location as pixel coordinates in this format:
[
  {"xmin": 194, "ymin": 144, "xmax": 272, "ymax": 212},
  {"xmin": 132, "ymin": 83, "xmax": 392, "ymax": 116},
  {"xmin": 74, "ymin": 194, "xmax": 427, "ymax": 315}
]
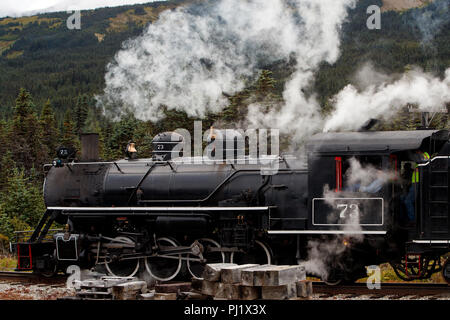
[
  {"xmin": 0, "ymin": 167, "xmax": 45, "ymax": 240},
  {"xmin": 100, "ymin": 122, "xmax": 114, "ymax": 160},
  {"xmin": 0, "ymin": 212, "xmax": 14, "ymax": 244},
  {"xmin": 60, "ymin": 109, "xmax": 79, "ymax": 151},
  {"xmin": 107, "ymin": 113, "xmax": 139, "ymax": 159},
  {"xmin": 0, "ymin": 151, "xmax": 15, "ymax": 192},
  {"xmin": 389, "ymin": 106, "xmax": 411, "ymax": 131},
  {"xmin": 133, "ymin": 120, "xmax": 155, "ymax": 158},
  {"xmin": 9, "ymin": 88, "xmax": 46, "ymax": 175},
  {"xmin": 82, "ymin": 106, "xmax": 102, "ymax": 134},
  {"xmin": 429, "ymin": 106, "xmax": 449, "ymax": 130},
  {"xmin": 219, "ymin": 70, "xmax": 281, "ymax": 127},
  {"xmin": 82, "ymin": 106, "xmax": 107, "ymax": 160},
  {"xmin": 0, "ymin": 119, "xmax": 9, "ymax": 163},
  {"xmin": 221, "ymin": 89, "xmax": 251, "ymax": 122},
  {"xmin": 40, "ymin": 99, "xmax": 59, "ymax": 159},
  {"xmin": 74, "ymin": 94, "xmax": 89, "ymax": 135},
  {"xmin": 255, "ymin": 70, "xmax": 276, "ymax": 99}
]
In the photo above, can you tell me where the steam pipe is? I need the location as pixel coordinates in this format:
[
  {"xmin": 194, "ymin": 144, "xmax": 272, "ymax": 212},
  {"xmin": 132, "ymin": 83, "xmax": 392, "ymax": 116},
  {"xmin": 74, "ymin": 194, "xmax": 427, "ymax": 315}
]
[{"xmin": 138, "ymin": 168, "xmax": 306, "ymax": 204}]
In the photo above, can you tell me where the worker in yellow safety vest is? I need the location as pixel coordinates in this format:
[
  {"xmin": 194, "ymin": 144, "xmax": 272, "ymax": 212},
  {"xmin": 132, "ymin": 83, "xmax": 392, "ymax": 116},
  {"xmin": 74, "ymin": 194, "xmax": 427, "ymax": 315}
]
[
  {"xmin": 411, "ymin": 151, "xmax": 430, "ymax": 183},
  {"xmin": 404, "ymin": 151, "xmax": 430, "ymax": 221}
]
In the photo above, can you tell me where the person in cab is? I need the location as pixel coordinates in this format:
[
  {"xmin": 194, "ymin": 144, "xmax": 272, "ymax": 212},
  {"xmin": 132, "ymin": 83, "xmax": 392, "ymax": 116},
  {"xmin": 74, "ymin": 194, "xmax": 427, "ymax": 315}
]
[{"xmin": 404, "ymin": 150, "xmax": 430, "ymax": 221}]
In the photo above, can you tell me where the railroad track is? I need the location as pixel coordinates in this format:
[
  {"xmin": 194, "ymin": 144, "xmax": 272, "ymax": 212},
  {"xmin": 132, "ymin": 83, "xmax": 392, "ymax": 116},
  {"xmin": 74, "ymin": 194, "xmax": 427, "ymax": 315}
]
[
  {"xmin": 313, "ymin": 281, "xmax": 450, "ymax": 299},
  {"xmin": 1, "ymin": 271, "xmax": 448, "ymax": 299},
  {"xmin": 0, "ymin": 271, "xmax": 67, "ymax": 286}
]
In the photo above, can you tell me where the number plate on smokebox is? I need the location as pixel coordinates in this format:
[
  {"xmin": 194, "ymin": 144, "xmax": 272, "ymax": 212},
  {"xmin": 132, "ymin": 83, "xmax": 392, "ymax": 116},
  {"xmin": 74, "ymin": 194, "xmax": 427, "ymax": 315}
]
[{"xmin": 312, "ymin": 198, "xmax": 383, "ymax": 226}]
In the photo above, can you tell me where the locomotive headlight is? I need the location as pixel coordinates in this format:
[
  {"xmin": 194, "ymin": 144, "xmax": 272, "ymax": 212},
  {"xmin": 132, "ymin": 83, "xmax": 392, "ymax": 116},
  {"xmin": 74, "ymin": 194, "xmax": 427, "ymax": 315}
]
[{"xmin": 52, "ymin": 159, "xmax": 63, "ymax": 167}]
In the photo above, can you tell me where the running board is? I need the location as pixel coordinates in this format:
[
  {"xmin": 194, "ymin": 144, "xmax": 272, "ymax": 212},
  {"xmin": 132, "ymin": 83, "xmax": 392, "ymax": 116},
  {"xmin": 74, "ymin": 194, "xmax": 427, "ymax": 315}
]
[
  {"xmin": 48, "ymin": 206, "xmax": 274, "ymax": 216},
  {"xmin": 412, "ymin": 240, "xmax": 450, "ymax": 244},
  {"xmin": 267, "ymin": 230, "xmax": 387, "ymax": 235}
]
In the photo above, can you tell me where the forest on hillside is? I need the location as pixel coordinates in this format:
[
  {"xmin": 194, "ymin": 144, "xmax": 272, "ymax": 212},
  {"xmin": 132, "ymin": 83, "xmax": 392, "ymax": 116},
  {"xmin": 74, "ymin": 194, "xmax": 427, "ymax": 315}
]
[{"xmin": 0, "ymin": 0, "xmax": 449, "ymax": 245}]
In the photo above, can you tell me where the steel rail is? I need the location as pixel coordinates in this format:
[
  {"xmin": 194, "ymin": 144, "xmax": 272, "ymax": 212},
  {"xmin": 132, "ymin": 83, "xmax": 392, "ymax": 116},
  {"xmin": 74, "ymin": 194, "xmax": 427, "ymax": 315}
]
[
  {"xmin": 312, "ymin": 281, "xmax": 449, "ymax": 297},
  {"xmin": 0, "ymin": 271, "xmax": 67, "ymax": 283}
]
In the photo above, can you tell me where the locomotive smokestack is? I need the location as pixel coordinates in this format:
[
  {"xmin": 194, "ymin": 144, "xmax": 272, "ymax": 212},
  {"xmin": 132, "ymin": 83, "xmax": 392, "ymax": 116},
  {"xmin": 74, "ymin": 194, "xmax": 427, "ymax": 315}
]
[
  {"xmin": 81, "ymin": 133, "xmax": 99, "ymax": 162},
  {"xmin": 358, "ymin": 119, "xmax": 379, "ymax": 132}
]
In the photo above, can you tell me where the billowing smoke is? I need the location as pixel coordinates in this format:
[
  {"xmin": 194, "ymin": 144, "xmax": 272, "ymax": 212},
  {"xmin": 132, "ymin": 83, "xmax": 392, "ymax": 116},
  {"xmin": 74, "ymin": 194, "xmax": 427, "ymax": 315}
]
[
  {"xmin": 303, "ymin": 183, "xmax": 363, "ymax": 279},
  {"xmin": 344, "ymin": 157, "xmax": 397, "ymax": 191},
  {"xmin": 351, "ymin": 62, "xmax": 393, "ymax": 91},
  {"xmin": 323, "ymin": 66, "xmax": 450, "ymax": 132},
  {"xmin": 98, "ymin": 0, "xmax": 356, "ymax": 125},
  {"xmin": 245, "ymin": 0, "xmax": 356, "ymax": 141},
  {"xmin": 98, "ymin": 0, "xmax": 450, "ymax": 141},
  {"xmin": 302, "ymin": 237, "xmax": 349, "ymax": 280}
]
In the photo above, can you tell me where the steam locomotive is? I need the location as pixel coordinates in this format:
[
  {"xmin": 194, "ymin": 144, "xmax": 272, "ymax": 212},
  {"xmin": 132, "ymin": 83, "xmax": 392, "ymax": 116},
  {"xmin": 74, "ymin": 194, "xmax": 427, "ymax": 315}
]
[{"xmin": 13, "ymin": 128, "xmax": 450, "ymax": 284}]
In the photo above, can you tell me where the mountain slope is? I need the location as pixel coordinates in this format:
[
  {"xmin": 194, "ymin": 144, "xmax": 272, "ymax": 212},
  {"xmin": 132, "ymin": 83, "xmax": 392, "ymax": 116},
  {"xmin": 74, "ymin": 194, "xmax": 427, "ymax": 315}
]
[
  {"xmin": 0, "ymin": 0, "xmax": 448, "ymax": 123},
  {"xmin": 381, "ymin": 0, "xmax": 435, "ymax": 12},
  {"xmin": 0, "ymin": 1, "xmax": 191, "ymax": 119}
]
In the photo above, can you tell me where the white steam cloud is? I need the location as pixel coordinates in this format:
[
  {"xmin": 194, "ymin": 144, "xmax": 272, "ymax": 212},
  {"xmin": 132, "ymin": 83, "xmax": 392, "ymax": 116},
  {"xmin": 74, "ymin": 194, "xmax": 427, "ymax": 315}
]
[
  {"xmin": 344, "ymin": 157, "xmax": 397, "ymax": 190},
  {"xmin": 323, "ymin": 66, "xmax": 450, "ymax": 132},
  {"xmin": 302, "ymin": 237, "xmax": 349, "ymax": 280},
  {"xmin": 245, "ymin": 0, "xmax": 356, "ymax": 141},
  {"xmin": 99, "ymin": 0, "xmax": 356, "ymax": 124},
  {"xmin": 99, "ymin": 0, "xmax": 450, "ymax": 142}
]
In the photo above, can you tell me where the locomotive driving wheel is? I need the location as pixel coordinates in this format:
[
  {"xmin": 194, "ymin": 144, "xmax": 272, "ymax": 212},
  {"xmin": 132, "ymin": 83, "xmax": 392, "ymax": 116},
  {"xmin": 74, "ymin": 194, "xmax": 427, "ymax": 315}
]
[
  {"xmin": 230, "ymin": 240, "xmax": 272, "ymax": 265},
  {"xmin": 322, "ymin": 267, "xmax": 346, "ymax": 286},
  {"xmin": 145, "ymin": 237, "xmax": 182, "ymax": 281},
  {"xmin": 187, "ymin": 238, "xmax": 225, "ymax": 280},
  {"xmin": 39, "ymin": 252, "xmax": 58, "ymax": 278},
  {"xmin": 105, "ymin": 236, "xmax": 140, "ymax": 277},
  {"xmin": 40, "ymin": 264, "xmax": 58, "ymax": 278}
]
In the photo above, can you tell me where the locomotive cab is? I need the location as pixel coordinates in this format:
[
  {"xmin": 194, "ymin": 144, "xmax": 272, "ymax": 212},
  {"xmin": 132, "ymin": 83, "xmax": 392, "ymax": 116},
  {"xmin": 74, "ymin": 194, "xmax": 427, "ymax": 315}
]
[
  {"xmin": 306, "ymin": 130, "xmax": 450, "ymax": 282},
  {"xmin": 306, "ymin": 130, "xmax": 449, "ymax": 235}
]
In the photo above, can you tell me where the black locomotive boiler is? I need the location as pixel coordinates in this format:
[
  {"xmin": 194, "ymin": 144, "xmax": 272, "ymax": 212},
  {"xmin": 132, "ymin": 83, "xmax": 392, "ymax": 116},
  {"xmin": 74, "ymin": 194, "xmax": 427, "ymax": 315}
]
[{"xmin": 14, "ymin": 129, "xmax": 450, "ymax": 284}]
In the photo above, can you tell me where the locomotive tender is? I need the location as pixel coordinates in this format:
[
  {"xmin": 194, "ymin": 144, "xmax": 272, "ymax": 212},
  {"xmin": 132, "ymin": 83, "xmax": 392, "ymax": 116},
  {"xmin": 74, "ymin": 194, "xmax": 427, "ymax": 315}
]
[{"xmin": 14, "ymin": 129, "xmax": 450, "ymax": 284}]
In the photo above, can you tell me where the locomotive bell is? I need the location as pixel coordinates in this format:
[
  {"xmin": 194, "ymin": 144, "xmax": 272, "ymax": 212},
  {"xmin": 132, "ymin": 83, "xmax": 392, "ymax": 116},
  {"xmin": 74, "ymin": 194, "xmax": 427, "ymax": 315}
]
[
  {"xmin": 127, "ymin": 142, "xmax": 137, "ymax": 153},
  {"xmin": 152, "ymin": 132, "xmax": 184, "ymax": 161},
  {"xmin": 125, "ymin": 141, "xmax": 137, "ymax": 159},
  {"xmin": 206, "ymin": 128, "xmax": 244, "ymax": 162}
]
